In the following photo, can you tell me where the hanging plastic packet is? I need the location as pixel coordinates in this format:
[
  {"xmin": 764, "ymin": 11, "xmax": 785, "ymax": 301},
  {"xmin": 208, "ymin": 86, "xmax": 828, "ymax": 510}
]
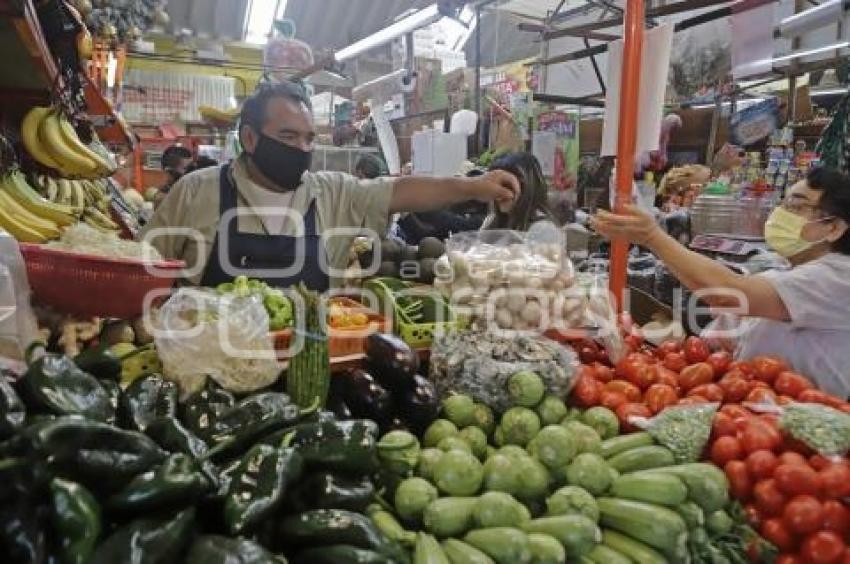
[
  {"xmin": 585, "ymin": 270, "xmax": 626, "ymax": 364},
  {"xmin": 749, "ymin": 400, "xmax": 850, "ymax": 460},
  {"xmin": 631, "ymin": 402, "xmax": 720, "ymax": 463}
]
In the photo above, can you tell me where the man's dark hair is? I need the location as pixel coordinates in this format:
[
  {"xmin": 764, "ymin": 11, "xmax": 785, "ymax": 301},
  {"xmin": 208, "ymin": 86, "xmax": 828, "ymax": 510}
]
[
  {"xmin": 806, "ymin": 167, "xmax": 850, "ymax": 254},
  {"xmin": 354, "ymin": 154, "xmax": 383, "ymax": 179},
  {"xmin": 161, "ymin": 145, "xmax": 192, "ymax": 170},
  {"xmin": 239, "ymin": 81, "xmax": 312, "ymax": 143}
]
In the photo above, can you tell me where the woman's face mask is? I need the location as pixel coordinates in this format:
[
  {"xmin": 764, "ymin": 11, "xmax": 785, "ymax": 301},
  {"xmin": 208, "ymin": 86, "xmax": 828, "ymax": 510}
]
[
  {"xmin": 764, "ymin": 206, "xmax": 832, "ymax": 258},
  {"xmin": 249, "ymin": 133, "xmax": 312, "ymax": 191}
]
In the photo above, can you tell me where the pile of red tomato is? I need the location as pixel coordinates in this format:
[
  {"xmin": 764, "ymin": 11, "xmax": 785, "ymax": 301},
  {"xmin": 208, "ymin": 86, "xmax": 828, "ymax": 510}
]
[
  {"xmin": 570, "ymin": 336, "xmax": 850, "ymax": 433},
  {"xmin": 569, "ymin": 335, "xmax": 850, "ymax": 562},
  {"xmin": 711, "ymin": 405, "xmax": 850, "ymax": 563}
]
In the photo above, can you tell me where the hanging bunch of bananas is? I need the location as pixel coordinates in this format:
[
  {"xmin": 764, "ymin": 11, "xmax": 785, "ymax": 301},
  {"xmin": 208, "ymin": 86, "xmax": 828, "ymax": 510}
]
[
  {"xmin": 21, "ymin": 106, "xmax": 118, "ymax": 179},
  {"xmin": 0, "ymin": 168, "xmax": 81, "ymax": 243},
  {"xmin": 28, "ymin": 174, "xmax": 119, "ymax": 235}
]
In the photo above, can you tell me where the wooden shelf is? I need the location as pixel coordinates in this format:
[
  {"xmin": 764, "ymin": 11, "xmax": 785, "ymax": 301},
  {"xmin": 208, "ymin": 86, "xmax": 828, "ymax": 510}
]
[{"xmin": 0, "ymin": 0, "xmax": 135, "ymax": 150}]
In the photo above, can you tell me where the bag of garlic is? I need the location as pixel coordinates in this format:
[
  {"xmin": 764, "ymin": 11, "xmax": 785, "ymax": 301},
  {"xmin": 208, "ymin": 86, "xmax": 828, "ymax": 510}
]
[
  {"xmin": 434, "ymin": 225, "xmax": 588, "ymax": 333},
  {"xmin": 429, "ymin": 328, "xmax": 580, "ymax": 412}
]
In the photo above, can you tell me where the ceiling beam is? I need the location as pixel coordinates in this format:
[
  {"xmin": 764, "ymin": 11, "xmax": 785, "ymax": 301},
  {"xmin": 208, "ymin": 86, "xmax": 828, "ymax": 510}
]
[{"xmin": 542, "ymin": 0, "xmax": 734, "ymax": 40}]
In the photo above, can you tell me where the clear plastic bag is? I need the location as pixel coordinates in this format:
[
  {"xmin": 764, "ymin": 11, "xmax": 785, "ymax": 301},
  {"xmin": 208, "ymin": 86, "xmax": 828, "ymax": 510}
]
[
  {"xmin": 631, "ymin": 402, "xmax": 720, "ymax": 463},
  {"xmin": 153, "ymin": 288, "xmax": 281, "ymax": 398},
  {"xmin": 0, "ymin": 233, "xmax": 39, "ymax": 370},
  {"xmin": 429, "ymin": 328, "xmax": 580, "ymax": 413},
  {"xmin": 436, "ymin": 225, "xmax": 583, "ymax": 333},
  {"xmin": 749, "ymin": 400, "xmax": 850, "ymax": 459}
]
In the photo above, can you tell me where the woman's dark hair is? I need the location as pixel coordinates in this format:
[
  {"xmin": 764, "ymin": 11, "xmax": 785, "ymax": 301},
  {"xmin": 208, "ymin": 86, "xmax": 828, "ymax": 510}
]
[
  {"xmin": 239, "ymin": 81, "xmax": 311, "ymax": 143},
  {"xmin": 161, "ymin": 145, "xmax": 192, "ymax": 170},
  {"xmin": 486, "ymin": 152, "xmax": 557, "ymax": 230},
  {"xmin": 354, "ymin": 154, "xmax": 383, "ymax": 179},
  {"xmin": 806, "ymin": 167, "xmax": 850, "ymax": 254}
]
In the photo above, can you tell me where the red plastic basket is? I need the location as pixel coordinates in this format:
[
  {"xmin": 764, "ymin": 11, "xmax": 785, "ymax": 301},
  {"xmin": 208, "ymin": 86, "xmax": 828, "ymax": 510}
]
[{"xmin": 18, "ymin": 243, "xmax": 185, "ymax": 318}]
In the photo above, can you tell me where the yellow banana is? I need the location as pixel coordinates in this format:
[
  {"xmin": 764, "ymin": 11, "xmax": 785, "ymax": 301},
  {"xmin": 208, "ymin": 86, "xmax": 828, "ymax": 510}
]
[
  {"xmin": 4, "ymin": 171, "xmax": 78, "ymax": 226},
  {"xmin": 66, "ymin": 178, "xmax": 85, "ymax": 209},
  {"xmin": 45, "ymin": 176, "xmax": 58, "ymax": 202},
  {"xmin": 0, "ymin": 182, "xmax": 60, "ymax": 237},
  {"xmin": 21, "ymin": 107, "xmax": 61, "ymax": 170},
  {"xmin": 0, "ymin": 203, "xmax": 50, "ymax": 242},
  {"xmin": 57, "ymin": 117, "xmax": 112, "ymax": 176},
  {"xmin": 83, "ymin": 206, "xmax": 118, "ymax": 231},
  {"xmin": 38, "ymin": 111, "xmax": 98, "ymax": 176}
]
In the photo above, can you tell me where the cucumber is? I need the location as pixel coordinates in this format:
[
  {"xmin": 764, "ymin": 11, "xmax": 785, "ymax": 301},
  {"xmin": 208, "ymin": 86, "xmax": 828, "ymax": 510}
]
[
  {"xmin": 601, "ymin": 530, "xmax": 667, "ymax": 564},
  {"xmin": 597, "ymin": 497, "xmax": 687, "ymax": 557},
  {"xmin": 586, "ymin": 544, "xmax": 632, "ymax": 564},
  {"xmin": 441, "ymin": 538, "xmax": 495, "ymax": 564},
  {"xmin": 415, "ymin": 533, "xmax": 450, "ymax": 564},
  {"xmin": 606, "ymin": 445, "xmax": 675, "ymax": 474},
  {"xmin": 610, "ymin": 472, "xmax": 688, "ymax": 506},
  {"xmin": 600, "ymin": 432, "xmax": 654, "ymax": 458},
  {"xmin": 464, "ymin": 528, "xmax": 532, "ymax": 564}
]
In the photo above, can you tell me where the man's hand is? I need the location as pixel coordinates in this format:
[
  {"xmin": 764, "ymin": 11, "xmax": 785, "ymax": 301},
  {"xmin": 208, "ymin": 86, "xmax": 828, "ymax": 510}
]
[
  {"xmin": 465, "ymin": 170, "xmax": 520, "ymax": 212},
  {"xmin": 592, "ymin": 204, "xmax": 663, "ymax": 247}
]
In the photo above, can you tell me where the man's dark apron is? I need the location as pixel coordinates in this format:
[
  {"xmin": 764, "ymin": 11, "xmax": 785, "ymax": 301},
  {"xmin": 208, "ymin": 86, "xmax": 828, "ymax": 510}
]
[{"xmin": 200, "ymin": 164, "xmax": 329, "ymax": 291}]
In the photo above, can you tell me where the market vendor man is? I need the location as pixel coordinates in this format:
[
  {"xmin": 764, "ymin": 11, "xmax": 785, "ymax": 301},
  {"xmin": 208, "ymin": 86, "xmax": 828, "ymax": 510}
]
[
  {"xmin": 593, "ymin": 168, "xmax": 850, "ymax": 398},
  {"xmin": 141, "ymin": 81, "xmax": 519, "ymax": 291}
]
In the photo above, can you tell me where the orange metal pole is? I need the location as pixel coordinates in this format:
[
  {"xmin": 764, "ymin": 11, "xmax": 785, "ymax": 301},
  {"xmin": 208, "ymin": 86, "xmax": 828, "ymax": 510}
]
[{"xmin": 609, "ymin": 0, "xmax": 645, "ymax": 311}]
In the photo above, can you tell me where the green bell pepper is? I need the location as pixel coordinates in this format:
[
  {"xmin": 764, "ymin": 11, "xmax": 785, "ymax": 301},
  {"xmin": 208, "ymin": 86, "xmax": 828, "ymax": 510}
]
[
  {"xmin": 289, "ymin": 471, "xmax": 375, "ymax": 513},
  {"xmin": 186, "ymin": 535, "xmax": 284, "ymax": 563},
  {"xmin": 224, "ymin": 444, "xmax": 303, "ymax": 534},
  {"xmin": 106, "ymin": 453, "xmax": 212, "ymax": 515},
  {"xmin": 206, "ymin": 392, "xmax": 301, "ymax": 460},
  {"xmin": 50, "ymin": 478, "xmax": 101, "ymax": 564},
  {"xmin": 19, "ymin": 344, "xmax": 114, "ymax": 422},
  {"xmin": 0, "ymin": 375, "xmax": 25, "ymax": 440},
  {"xmin": 289, "ymin": 419, "xmax": 380, "ymax": 473},
  {"xmin": 119, "ymin": 374, "xmax": 179, "ymax": 432},
  {"xmin": 19, "ymin": 416, "xmax": 166, "ymax": 493},
  {"xmin": 90, "ymin": 507, "xmax": 195, "ymax": 564},
  {"xmin": 180, "ymin": 382, "xmax": 235, "ymax": 443},
  {"xmin": 73, "ymin": 344, "xmax": 122, "ymax": 381}
]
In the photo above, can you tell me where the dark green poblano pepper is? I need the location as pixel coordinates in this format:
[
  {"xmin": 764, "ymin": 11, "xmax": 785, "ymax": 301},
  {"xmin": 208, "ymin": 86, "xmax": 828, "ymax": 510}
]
[
  {"xmin": 20, "ymin": 416, "xmax": 166, "ymax": 493},
  {"xmin": 186, "ymin": 535, "xmax": 284, "ymax": 564},
  {"xmin": 106, "ymin": 453, "xmax": 212, "ymax": 515},
  {"xmin": 224, "ymin": 444, "xmax": 303, "ymax": 534},
  {"xmin": 19, "ymin": 344, "xmax": 114, "ymax": 422},
  {"xmin": 90, "ymin": 507, "xmax": 195, "ymax": 564},
  {"xmin": 0, "ymin": 375, "xmax": 25, "ymax": 440},
  {"xmin": 50, "ymin": 478, "xmax": 101, "ymax": 564},
  {"xmin": 180, "ymin": 382, "xmax": 235, "ymax": 443},
  {"xmin": 119, "ymin": 374, "xmax": 179, "ymax": 432},
  {"xmin": 145, "ymin": 417, "xmax": 208, "ymax": 459},
  {"xmin": 289, "ymin": 471, "xmax": 375, "ymax": 513},
  {"xmin": 289, "ymin": 419, "xmax": 380, "ymax": 473},
  {"xmin": 100, "ymin": 379, "xmax": 120, "ymax": 426},
  {"xmin": 206, "ymin": 392, "xmax": 302, "ymax": 460},
  {"xmin": 73, "ymin": 344, "xmax": 122, "ymax": 381},
  {"xmin": 0, "ymin": 497, "xmax": 48, "ymax": 564}
]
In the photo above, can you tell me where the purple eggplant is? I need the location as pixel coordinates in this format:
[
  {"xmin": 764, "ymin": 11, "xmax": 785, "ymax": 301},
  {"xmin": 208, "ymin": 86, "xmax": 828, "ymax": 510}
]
[
  {"xmin": 337, "ymin": 368, "xmax": 395, "ymax": 428},
  {"xmin": 365, "ymin": 333, "xmax": 419, "ymax": 392},
  {"xmin": 396, "ymin": 374, "xmax": 439, "ymax": 435}
]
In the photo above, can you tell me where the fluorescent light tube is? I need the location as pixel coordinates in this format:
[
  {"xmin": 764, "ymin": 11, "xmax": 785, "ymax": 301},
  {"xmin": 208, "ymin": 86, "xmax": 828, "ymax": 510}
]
[{"xmin": 334, "ymin": 4, "xmax": 441, "ymax": 62}]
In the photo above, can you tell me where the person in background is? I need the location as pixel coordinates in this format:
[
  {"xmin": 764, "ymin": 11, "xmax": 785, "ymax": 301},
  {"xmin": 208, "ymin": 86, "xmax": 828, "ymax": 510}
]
[
  {"xmin": 142, "ymin": 81, "xmax": 519, "ymax": 291},
  {"xmin": 353, "ymin": 154, "xmax": 383, "ymax": 180},
  {"xmin": 593, "ymin": 167, "xmax": 850, "ymax": 398},
  {"xmin": 482, "ymin": 152, "xmax": 558, "ymax": 231},
  {"xmin": 154, "ymin": 145, "xmax": 193, "ymax": 209},
  {"xmin": 186, "ymin": 155, "xmax": 218, "ymax": 173}
]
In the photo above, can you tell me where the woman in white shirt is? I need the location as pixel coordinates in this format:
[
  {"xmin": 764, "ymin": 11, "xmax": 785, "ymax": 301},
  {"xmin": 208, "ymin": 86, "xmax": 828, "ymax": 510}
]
[{"xmin": 593, "ymin": 168, "xmax": 850, "ymax": 398}]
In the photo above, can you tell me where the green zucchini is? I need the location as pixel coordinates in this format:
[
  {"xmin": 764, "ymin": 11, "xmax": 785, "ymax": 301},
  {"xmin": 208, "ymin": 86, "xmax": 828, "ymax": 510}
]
[
  {"xmin": 597, "ymin": 497, "xmax": 686, "ymax": 557},
  {"xmin": 674, "ymin": 501, "xmax": 705, "ymax": 530},
  {"xmin": 520, "ymin": 515, "xmax": 600, "ymax": 558},
  {"xmin": 606, "ymin": 446, "xmax": 675, "ymax": 474},
  {"xmin": 610, "ymin": 472, "xmax": 688, "ymax": 506},
  {"xmin": 586, "ymin": 543, "xmax": 633, "ymax": 564},
  {"xmin": 601, "ymin": 530, "xmax": 667, "ymax": 564},
  {"xmin": 600, "ymin": 432, "xmax": 654, "ymax": 458},
  {"xmin": 441, "ymin": 538, "xmax": 495, "ymax": 564},
  {"xmin": 638, "ymin": 463, "xmax": 729, "ymax": 513}
]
